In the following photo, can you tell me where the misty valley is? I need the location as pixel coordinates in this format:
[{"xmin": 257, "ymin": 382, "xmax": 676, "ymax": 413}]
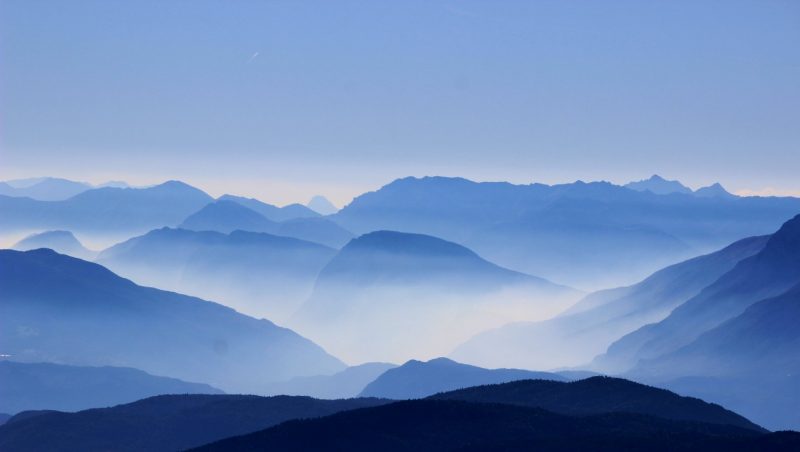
[{"xmin": 1, "ymin": 175, "xmax": 800, "ymax": 451}]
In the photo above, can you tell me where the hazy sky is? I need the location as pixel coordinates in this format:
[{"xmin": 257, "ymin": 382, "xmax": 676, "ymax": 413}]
[{"xmin": 1, "ymin": 0, "xmax": 798, "ymax": 205}]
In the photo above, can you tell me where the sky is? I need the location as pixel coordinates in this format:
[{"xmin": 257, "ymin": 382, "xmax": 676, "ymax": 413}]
[{"xmin": 1, "ymin": 0, "xmax": 799, "ymax": 206}]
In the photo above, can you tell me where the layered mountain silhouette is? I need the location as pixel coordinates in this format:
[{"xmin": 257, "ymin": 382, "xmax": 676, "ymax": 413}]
[
  {"xmin": 332, "ymin": 176, "xmax": 799, "ymax": 288},
  {"xmin": 12, "ymin": 230, "xmax": 96, "ymax": 260},
  {"xmin": 359, "ymin": 358, "xmax": 566, "ymax": 399},
  {"xmin": 0, "ymin": 394, "xmax": 390, "ymax": 452},
  {"xmin": 0, "ymin": 249, "xmax": 344, "ymax": 393},
  {"xmin": 180, "ymin": 200, "xmax": 352, "ymax": 248},
  {"xmin": 595, "ymin": 214, "xmax": 800, "ymax": 373},
  {"xmin": 192, "ymin": 377, "xmax": 780, "ymax": 451},
  {"xmin": 97, "ymin": 227, "xmax": 336, "ymax": 320},
  {"xmin": 265, "ymin": 362, "xmax": 397, "ymax": 399},
  {"xmin": 219, "ymin": 194, "xmax": 320, "ymax": 222},
  {"xmin": 0, "ymin": 177, "xmax": 92, "ymax": 201},
  {"xmin": 0, "ymin": 181, "xmax": 213, "ymax": 238},
  {"xmin": 291, "ymin": 230, "xmax": 579, "ymax": 363},
  {"xmin": 307, "ymin": 195, "xmax": 338, "ymax": 215},
  {"xmin": 451, "ymin": 235, "xmax": 769, "ymax": 369},
  {"xmin": 0, "ymin": 361, "xmax": 221, "ymax": 414}
]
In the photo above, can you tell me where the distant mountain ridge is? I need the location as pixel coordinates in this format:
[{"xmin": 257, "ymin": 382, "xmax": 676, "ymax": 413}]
[
  {"xmin": 625, "ymin": 175, "xmax": 693, "ymax": 195},
  {"xmin": 0, "ymin": 181, "xmax": 213, "ymax": 238},
  {"xmin": 332, "ymin": 176, "xmax": 799, "ymax": 289},
  {"xmin": 359, "ymin": 357, "xmax": 566, "ymax": 399},
  {"xmin": 0, "ymin": 361, "xmax": 221, "ymax": 414},
  {"xmin": 180, "ymin": 199, "xmax": 353, "ymax": 248},
  {"xmin": 0, "ymin": 177, "xmax": 92, "ymax": 201}
]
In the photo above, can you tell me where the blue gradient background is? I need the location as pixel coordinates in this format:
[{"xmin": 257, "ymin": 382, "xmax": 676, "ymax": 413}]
[{"xmin": 1, "ymin": 0, "xmax": 798, "ymax": 204}]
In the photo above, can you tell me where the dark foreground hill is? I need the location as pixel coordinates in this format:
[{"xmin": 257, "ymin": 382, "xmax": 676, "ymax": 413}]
[
  {"xmin": 0, "ymin": 361, "xmax": 221, "ymax": 414},
  {"xmin": 0, "ymin": 376, "xmax": 779, "ymax": 452},
  {"xmin": 0, "ymin": 395, "xmax": 390, "ymax": 452},
  {"xmin": 430, "ymin": 376, "xmax": 762, "ymax": 432},
  {"xmin": 191, "ymin": 400, "xmax": 795, "ymax": 452}
]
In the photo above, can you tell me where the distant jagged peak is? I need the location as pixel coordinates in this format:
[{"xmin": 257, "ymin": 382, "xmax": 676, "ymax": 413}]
[
  {"xmin": 624, "ymin": 174, "xmax": 693, "ymax": 195},
  {"xmin": 307, "ymin": 195, "xmax": 338, "ymax": 215},
  {"xmin": 694, "ymin": 182, "xmax": 736, "ymax": 198}
]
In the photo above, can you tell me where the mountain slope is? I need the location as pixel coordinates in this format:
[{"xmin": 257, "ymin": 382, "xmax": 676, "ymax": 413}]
[
  {"xmin": 97, "ymin": 228, "xmax": 336, "ymax": 320},
  {"xmin": 595, "ymin": 214, "xmax": 800, "ymax": 373},
  {"xmin": 359, "ymin": 358, "xmax": 566, "ymax": 399},
  {"xmin": 451, "ymin": 235, "xmax": 769, "ymax": 369},
  {"xmin": 634, "ymin": 283, "xmax": 800, "ymax": 430},
  {"xmin": 0, "ymin": 249, "xmax": 344, "ymax": 393},
  {"xmin": 0, "ymin": 361, "xmax": 221, "ymax": 414},
  {"xmin": 292, "ymin": 230, "xmax": 579, "ymax": 363},
  {"xmin": 0, "ymin": 395, "xmax": 389, "ymax": 452},
  {"xmin": 12, "ymin": 230, "xmax": 95, "ymax": 260},
  {"xmin": 191, "ymin": 400, "xmax": 780, "ymax": 452}
]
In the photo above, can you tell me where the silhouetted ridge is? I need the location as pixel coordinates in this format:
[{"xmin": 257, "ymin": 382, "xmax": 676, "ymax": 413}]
[
  {"xmin": 190, "ymin": 399, "xmax": 783, "ymax": 452},
  {"xmin": 430, "ymin": 376, "xmax": 762, "ymax": 432},
  {"xmin": 0, "ymin": 394, "xmax": 389, "ymax": 452}
]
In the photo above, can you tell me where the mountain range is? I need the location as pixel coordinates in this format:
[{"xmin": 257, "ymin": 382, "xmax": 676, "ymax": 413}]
[
  {"xmin": 332, "ymin": 176, "xmax": 800, "ymax": 288},
  {"xmin": 0, "ymin": 361, "xmax": 221, "ymax": 414},
  {"xmin": 291, "ymin": 230, "xmax": 580, "ymax": 362},
  {"xmin": 0, "ymin": 248, "xmax": 344, "ymax": 393},
  {"xmin": 0, "ymin": 178, "xmax": 93, "ymax": 201},
  {"xmin": 0, "ymin": 181, "xmax": 212, "ymax": 240}
]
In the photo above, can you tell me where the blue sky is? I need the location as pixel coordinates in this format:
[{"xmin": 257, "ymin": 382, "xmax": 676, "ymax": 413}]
[{"xmin": 1, "ymin": 0, "xmax": 798, "ymax": 205}]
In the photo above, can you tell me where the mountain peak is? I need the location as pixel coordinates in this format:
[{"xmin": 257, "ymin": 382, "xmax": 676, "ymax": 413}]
[
  {"xmin": 307, "ymin": 195, "xmax": 338, "ymax": 215},
  {"xmin": 694, "ymin": 182, "xmax": 735, "ymax": 198},
  {"xmin": 625, "ymin": 175, "xmax": 692, "ymax": 195}
]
